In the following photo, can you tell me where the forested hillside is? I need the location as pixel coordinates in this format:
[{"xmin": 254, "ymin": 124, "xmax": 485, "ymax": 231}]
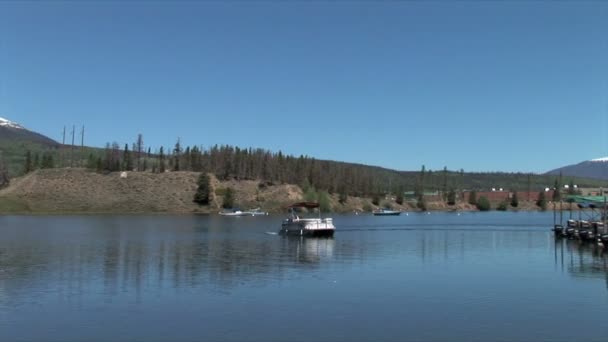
[{"xmin": 11, "ymin": 136, "xmax": 606, "ymax": 197}]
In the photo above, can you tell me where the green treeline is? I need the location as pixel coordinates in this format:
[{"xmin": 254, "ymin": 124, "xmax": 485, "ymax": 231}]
[{"xmin": 15, "ymin": 138, "xmax": 608, "ymax": 198}]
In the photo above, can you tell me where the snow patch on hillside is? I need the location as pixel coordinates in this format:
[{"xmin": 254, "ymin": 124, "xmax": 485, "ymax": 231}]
[{"xmin": 0, "ymin": 117, "xmax": 25, "ymax": 130}]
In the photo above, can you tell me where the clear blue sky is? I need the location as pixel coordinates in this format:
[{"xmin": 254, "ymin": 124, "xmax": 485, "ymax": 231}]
[{"xmin": 1, "ymin": 1, "xmax": 606, "ymax": 173}]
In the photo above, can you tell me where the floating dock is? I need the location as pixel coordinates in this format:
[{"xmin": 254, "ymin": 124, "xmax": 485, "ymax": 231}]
[{"xmin": 552, "ymin": 195, "xmax": 608, "ymax": 245}]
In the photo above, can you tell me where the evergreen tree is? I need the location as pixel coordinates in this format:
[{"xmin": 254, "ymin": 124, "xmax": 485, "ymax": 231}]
[
  {"xmin": 395, "ymin": 189, "xmax": 404, "ymax": 205},
  {"xmin": 496, "ymin": 201, "xmax": 508, "ymax": 211},
  {"xmin": 223, "ymin": 187, "xmax": 235, "ymax": 209},
  {"xmin": 33, "ymin": 153, "xmax": 40, "ymax": 169},
  {"xmin": 372, "ymin": 194, "xmax": 380, "ymax": 206},
  {"xmin": 96, "ymin": 157, "xmax": 103, "ymax": 172},
  {"xmin": 41, "ymin": 153, "xmax": 54, "ymax": 169},
  {"xmin": 173, "ymin": 138, "xmax": 182, "ymax": 171},
  {"xmin": 159, "ymin": 147, "xmax": 166, "ymax": 173},
  {"xmin": 476, "ymin": 196, "xmax": 490, "ymax": 211},
  {"xmin": 86, "ymin": 153, "xmax": 96, "ymax": 170},
  {"xmin": 468, "ymin": 190, "xmax": 477, "ymax": 205},
  {"xmin": 447, "ymin": 188, "xmax": 456, "ymax": 205},
  {"xmin": 416, "ymin": 194, "xmax": 427, "ymax": 211},
  {"xmin": 193, "ymin": 173, "xmax": 211, "ymax": 205},
  {"xmin": 122, "ymin": 144, "xmax": 133, "ymax": 171},
  {"xmin": 339, "ymin": 191, "xmax": 348, "ymax": 204},
  {"xmin": 510, "ymin": 191, "xmax": 519, "ymax": 208},
  {"xmin": 537, "ymin": 191, "xmax": 547, "ymax": 210},
  {"xmin": 317, "ymin": 190, "xmax": 331, "ymax": 212},
  {"xmin": 0, "ymin": 153, "xmax": 9, "ymax": 187},
  {"xmin": 567, "ymin": 179, "xmax": 576, "ymax": 195},
  {"xmin": 338, "ymin": 184, "xmax": 348, "ymax": 204},
  {"xmin": 552, "ymin": 179, "xmax": 561, "ymax": 201},
  {"xmin": 442, "ymin": 166, "xmax": 448, "ymax": 200},
  {"xmin": 24, "ymin": 150, "xmax": 32, "ymax": 173}
]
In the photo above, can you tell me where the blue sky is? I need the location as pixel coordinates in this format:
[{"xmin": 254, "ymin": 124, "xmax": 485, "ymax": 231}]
[{"xmin": 1, "ymin": 1, "xmax": 606, "ymax": 173}]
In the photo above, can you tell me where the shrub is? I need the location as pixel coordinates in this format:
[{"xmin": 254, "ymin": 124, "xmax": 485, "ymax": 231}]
[
  {"xmin": 447, "ymin": 189, "xmax": 456, "ymax": 205},
  {"xmin": 476, "ymin": 196, "xmax": 491, "ymax": 211},
  {"xmin": 496, "ymin": 201, "xmax": 508, "ymax": 211}
]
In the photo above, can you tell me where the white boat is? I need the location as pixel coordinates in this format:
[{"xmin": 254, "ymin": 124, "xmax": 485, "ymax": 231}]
[
  {"xmin": 373, "ymin": 209, "xmax": 401, "ymax": 216},
  {"xmin": 279, "ymin": 202, "xmax": 335, "ymax": 236},
  {"xmin": 219, "ymin": 209, "xmax": 248, "ymax": 216},
  {"xmin": 242, "ymin": 208, "xmax": 268, "ymax": 216},
  {"xmin": 219, "ymin": 208, "xmax": 269, "ymax": 216}
]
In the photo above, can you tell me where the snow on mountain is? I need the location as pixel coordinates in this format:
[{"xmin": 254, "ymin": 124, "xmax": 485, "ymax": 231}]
[
  {"xmin": 546, "ymin": 157, "xmax": 608, "ymax": 180},
  {"xmin": 0, "ymin": 117, "xmax": 25, "ymax": 130}
]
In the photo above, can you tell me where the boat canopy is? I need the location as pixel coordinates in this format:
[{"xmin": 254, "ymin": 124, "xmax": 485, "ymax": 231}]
[
  {"xmin": 567, "ymin": 195, "xmax": 608, "ymax": 206},
  {"xmin": 288, "ymin": 202, "xmax": 320, "ymax": 209}
]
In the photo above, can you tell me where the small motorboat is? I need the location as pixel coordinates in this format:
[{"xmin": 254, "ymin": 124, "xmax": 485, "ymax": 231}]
[
  {"xmin": 553, "ymin": 224, "xmax": 565, "ymax": 237},
  {"xmin": 373, "ymin": 209, "xmax": 401, "ymax": 216},
  {"xmin": 219, "ymin": 209, "xmax": 247, "ymax": 216},
  {"xmin": 242, "ymin": 208, "xmax": 268, "ymax": 216}
]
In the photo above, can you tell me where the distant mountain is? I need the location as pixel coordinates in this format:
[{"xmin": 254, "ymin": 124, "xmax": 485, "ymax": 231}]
[
  {"xmin": 0, "ymin": 117, "xmax": 59, "ymax": 147},
  {"xmin": 545, "ymin": 157, "xmax": 608, "ymax": 181},
  {"xmin": 0, "ymin": 116, "xmax": 61, "ymax": 176}
]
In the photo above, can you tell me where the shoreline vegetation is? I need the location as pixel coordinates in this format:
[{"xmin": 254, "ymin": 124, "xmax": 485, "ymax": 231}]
[{"xmin": 0, "ymin": 168, "xmax": 593, "ymax": 215}]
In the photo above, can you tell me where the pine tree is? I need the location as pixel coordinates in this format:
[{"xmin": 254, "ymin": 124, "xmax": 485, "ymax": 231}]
[
  {"xmin": 537, "ymin": 191, "xmax": 547, "ymax": 210},
  {"xmin": 41, "ymin": 153, "xmax": 54, "ymax": 169},
  {"xmin": 395, "ymin": 189, "xmax": 404, "ymax": 205},
  {"xmin": 24, "ymin": 150, "xmax": 32, "ymax": 173},
  {"xmin": 173, "ymin": 138, "xmax": 182, "ymax": 171},
  {"xmin": 510, "ymin": 191, "xmax": 519, "ymax": 208},
  {"xmin": 442, "ymin": 166, "xmax": 448, "ymax": 200},
  {"xmin": 96, "ymin": 157, "xmax": 103, "ymax": 172},
  {"xmin": 468, "ymin": 190, "xmax": 477, "ymax": 205},
  {"xmin": 447, "ymin": 188, "xmax": 456, "ymax": 205},
  {"xmin": 86, "ymin": 153, "xmax": 96, "ymax": 170},
  {"xmin": 552, "ymin": 179, "xmax": 561, "ymax": 201},
  {"xmin": 123, "ymin": 144, "xmax": 133, "ymax": 171},
  {"xmin": 33, "ymin": 153, "xmax": 40, "ymax": 169},
  {"xmin": 567, "ymin": 179, "xmax": 576, "ymax": 195},
  {"xmin": 159, "ymin": 147, "xmax": 166, "ymax": 173},
  {"xmin": 223, "ymin": 187, "xmax": 235, "ymax": 209},
  {"xmin": 193, "ymin": 173, "xmax": 211, "ymax": 205},
  {"xmin": 416, "ymin": 194, "xmax": 427, "ymax": 211},
  {"xmin": 0, "ymin": 153, "xmax": 9, "ymax": 187}
]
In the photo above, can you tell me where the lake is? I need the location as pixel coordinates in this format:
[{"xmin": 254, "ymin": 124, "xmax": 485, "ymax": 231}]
[{"xmin": 1, "ymin": 212, "xmax": 607, "ymax": 341}]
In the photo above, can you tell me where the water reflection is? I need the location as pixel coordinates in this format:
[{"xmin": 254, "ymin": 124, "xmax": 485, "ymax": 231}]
[{"xmin": 554, "ymin": 238, "xmax": 608, "ymax": 288}]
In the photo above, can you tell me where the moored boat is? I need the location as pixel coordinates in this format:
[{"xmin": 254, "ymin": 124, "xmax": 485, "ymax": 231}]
[
  {"xmin": 279, "ymin": 202, "xmax": 335, "ymax": 236},
  {"xmin": 553, "ymin": 224, "xmax": 565, "ymax": 236},
  {"xmin": 219, "ymin": 209, "xmax": 247, "ymax": 216},
  {"xmin": 243, "ymin": 208, "xmax": 268, "ymax": 216},
  {"xmin": 372, "ymin": 209, "xmax": 401, "ymax": 216}
]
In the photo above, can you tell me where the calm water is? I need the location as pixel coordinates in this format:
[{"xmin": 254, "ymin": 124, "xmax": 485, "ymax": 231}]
[{"xmin": 1, "ymin": 212, "xmax": 607, "ymax": 341}]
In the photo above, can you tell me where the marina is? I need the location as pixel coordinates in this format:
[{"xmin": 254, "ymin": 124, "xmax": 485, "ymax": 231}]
[{"xmin": 552, "ymin": 195, "xmax": 608, "ymax": 245}]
